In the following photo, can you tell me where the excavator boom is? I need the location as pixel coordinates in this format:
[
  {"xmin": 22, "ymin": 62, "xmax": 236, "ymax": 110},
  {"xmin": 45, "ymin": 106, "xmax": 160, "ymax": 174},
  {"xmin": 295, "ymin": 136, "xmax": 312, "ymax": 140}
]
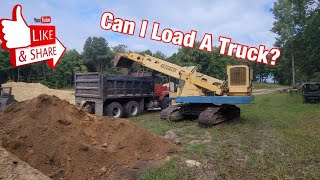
[
  {"xmin": 114, "ymin": 53, "xmax": 184, "ymax": 79},
  {"xmin": 115, "ymin": 53, "xmax": 229, "ymax": 96}
]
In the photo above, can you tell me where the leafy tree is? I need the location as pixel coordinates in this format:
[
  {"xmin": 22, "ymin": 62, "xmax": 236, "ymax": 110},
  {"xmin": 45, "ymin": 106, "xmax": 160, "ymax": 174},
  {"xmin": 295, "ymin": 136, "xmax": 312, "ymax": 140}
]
[
  {"xmin": 271, "ymin": 0, "xmax": 320, "ymax": 84},
  {"xmin": 109, "ymin": 44, "xmax": 129, "ymax": 74},
  {"xmin": 167, "ymin": 44, "xmax": 244, "ymax": 80},
  {"xmin": 0, "ymin": 47, "xmax": 12, "ymax": 82},
  {"xmin": 300, "ymin": 10, "xmax": 320, "ymax": 81},
  {"xmin": 112, "ymin": 44, "xmax": 127, "ymax": 53},
  {"xmin": 139, "ymin": 49, "xmax": 153, "ymax": 56},
  {"xmin": 153, "ymin": 51, "xmax": 167, "ymax": 59},
  {"xmin": 271, "ymin": 0, "xmax": 310, "ymax": 84},
  {"xmin": 82, "ymin": 37, "xmax": 114, "ymax": 73},
  {"xmin": 0, "ymin": 47, "xmax": 87, "ymax": 88},
  {"xmin": 130, "ymin": 49, "xmax": 160, "ymax": 72},
  {"xmin": 34, "ymin": 49, "xmax": 87, "ymax": 88}
]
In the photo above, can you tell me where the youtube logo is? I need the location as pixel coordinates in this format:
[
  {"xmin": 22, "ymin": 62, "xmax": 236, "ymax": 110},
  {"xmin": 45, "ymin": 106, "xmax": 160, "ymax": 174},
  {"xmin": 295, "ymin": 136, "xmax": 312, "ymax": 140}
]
[
  {"xmin": 34, "ymin": 16, "xmax": 51, "ymax": 24},
  {"xmin": 41, "ymin": 16, "xmax": 51, "ymax": 24}
]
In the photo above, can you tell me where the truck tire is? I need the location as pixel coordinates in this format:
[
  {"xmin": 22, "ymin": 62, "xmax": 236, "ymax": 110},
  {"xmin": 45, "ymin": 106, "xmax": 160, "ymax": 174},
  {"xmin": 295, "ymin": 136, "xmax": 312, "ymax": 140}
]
[
  {"xmin": 124, "ymin": 101, "xmax": 140, "ymax": 117},
  {"xmin": 106, "ymin": 102, "xmax": 123, "ymax": 118},
  {"xmin": 82, "ymin": 102, "xmax": 94, "ymax": 114}
]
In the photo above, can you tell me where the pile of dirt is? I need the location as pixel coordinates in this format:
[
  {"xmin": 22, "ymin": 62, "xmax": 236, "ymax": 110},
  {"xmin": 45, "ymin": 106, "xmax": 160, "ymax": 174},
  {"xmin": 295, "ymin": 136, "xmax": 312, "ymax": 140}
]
[
  {"xmin": 0, "ymin": 147, "xmax": 51, "ymax": 180},
  {"xmin": 0, "ymin": 95, "xmax": 179, "ymax": 179},
  {"xmin": 2, "ymin": 82, "xmax": 74, "ymax": 104}
]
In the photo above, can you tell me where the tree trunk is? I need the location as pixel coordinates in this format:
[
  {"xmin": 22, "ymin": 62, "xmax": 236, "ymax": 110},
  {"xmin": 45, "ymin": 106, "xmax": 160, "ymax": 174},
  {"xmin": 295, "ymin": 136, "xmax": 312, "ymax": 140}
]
[
  {"xmin": 17, "ymin": 68, "xmax": 20, "ymax": 82},
  {"xmin": 292, "ymin": 51, "xmax": 295, "ymax": 86},
  {"xmin": 28, "ymin": 69, "xmax": 32, "ymax": 83}
]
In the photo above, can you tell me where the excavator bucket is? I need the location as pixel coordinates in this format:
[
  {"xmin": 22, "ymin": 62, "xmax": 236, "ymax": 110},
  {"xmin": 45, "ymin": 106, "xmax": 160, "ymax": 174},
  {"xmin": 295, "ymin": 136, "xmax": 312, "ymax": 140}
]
[{"xmin": 113, "ymin": 54, "xmax": 134, "ymax": 68}]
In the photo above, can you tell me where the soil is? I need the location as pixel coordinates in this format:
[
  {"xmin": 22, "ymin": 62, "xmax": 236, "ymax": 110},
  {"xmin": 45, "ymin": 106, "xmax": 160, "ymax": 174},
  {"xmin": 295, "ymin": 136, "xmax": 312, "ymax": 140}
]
[
  {"xmin": 2, "ymin": 82, "xmax": 74, "ymax": 104},
  {"xmin": 0, "ymin": 147, "xmax": 51, "ymax": 180},
  {"xmin": 0, "ymin": 95, "xmax": 180, "ymax": 180}
]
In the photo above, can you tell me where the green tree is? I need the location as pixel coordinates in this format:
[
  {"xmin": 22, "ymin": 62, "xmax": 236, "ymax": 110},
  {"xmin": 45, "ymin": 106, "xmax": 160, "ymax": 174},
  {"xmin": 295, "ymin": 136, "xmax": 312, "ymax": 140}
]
[
  {"xmin": 36, "ymin": 49, "xmax": 87, "ymax": 88},
  {"xmin": 82, "ymin": 37, "xmax": 114, "ymax": 73},
  {"xmin": 153, "ymin": 51, "xmax": 167, "ymax": 59},
  {"xmin": 167, "ymin": 44, "xmax": 244, "ymax": 80},
  {"xmin": 112, "ymin": 44, "xmax": 127, "ymax": 53},
  {"xmin": 300, "ymin": 10, "xmax": 320, "ymax": 81},
  {"xmin": 0, "ymin": 47, "xmax": 13, "ymax": 82},
  {"xmin": 271, "ymin": 0, "xmax": 309, "ymax": 84},
  {"xmin": 271, "ymin": 0, "xmax": 320, "ymax": 84},
  {"xmin": 130, "ymin": 49, "xmax": 159, "ymax": 72}
]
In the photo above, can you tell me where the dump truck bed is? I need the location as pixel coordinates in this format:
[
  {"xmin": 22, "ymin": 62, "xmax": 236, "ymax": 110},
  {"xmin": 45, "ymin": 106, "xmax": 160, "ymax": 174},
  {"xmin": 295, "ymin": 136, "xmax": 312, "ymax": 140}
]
[{"xmin": 74, "ymin": 72, "xmax": 155, "ymax": 101}]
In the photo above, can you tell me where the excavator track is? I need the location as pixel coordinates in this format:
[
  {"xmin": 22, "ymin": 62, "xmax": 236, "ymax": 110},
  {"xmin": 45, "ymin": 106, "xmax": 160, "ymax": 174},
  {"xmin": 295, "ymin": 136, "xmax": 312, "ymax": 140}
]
[
  {"xmin": 198, "ymin": 105, "xmax": 240, "ymax": 127},
  {"xmin": 161, "ymin": 104, "xmax": 240, "ymax": 127},
  {"xmin": 160, "ymin": 105, "xmax": 184, "ymax": 122}
]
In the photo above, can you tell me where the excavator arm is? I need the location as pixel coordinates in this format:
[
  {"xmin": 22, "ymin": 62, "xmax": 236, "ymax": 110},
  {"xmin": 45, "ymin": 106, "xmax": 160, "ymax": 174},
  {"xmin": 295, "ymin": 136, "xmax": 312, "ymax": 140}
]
[{"xmin": 114, "ymin": 52, "xmax": 226, "ymax": 96}]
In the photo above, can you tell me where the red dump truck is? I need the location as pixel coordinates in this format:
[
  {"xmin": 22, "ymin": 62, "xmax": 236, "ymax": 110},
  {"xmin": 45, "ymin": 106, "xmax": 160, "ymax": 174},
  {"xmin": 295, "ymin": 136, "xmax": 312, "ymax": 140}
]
[{"xmin": 74, "ymin": 72, "xmax": 170, "ymax": 118}]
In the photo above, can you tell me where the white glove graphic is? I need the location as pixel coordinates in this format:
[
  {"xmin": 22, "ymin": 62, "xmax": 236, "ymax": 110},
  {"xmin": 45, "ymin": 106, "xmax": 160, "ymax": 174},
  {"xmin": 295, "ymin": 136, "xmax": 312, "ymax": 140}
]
[{"xmin": 0, "ymin": 5, "xmax": 30, "ymax": 49}]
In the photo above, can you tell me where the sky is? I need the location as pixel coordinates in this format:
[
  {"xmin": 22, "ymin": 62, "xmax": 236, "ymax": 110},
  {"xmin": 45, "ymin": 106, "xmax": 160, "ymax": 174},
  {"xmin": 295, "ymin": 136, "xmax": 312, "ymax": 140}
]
[{"xmin": 0, "ymin": 0, "xmax": 277, "ymax": 56}]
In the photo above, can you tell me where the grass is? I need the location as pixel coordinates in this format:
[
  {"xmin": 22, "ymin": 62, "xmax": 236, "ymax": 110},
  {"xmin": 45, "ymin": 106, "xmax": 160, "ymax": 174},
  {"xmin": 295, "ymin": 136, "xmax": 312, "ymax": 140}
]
[
  {"xmin": 253, "ymin": 82, "xmax": 287, "ymax": 89},
  {"xmin": 139, "ymin": 157, "xmax": 196, "ymax": 180},
  {"xmin": 130, "ymin": 93, "xmax": 320, "ymax": 179}
]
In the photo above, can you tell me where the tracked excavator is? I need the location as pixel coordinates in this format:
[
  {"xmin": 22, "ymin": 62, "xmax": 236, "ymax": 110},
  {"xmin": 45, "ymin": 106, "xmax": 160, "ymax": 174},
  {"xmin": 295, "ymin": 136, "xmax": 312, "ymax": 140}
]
[{"xmin": 114, "ymin": 53, "xmax": 253, "ymax": 127}]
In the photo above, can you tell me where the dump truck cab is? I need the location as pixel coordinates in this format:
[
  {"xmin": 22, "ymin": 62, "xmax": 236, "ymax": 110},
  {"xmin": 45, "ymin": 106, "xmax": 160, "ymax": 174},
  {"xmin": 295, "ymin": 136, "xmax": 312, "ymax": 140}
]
[{"xmin": 302, "ymin": 82, "xmax": 320, "ymax": 103}]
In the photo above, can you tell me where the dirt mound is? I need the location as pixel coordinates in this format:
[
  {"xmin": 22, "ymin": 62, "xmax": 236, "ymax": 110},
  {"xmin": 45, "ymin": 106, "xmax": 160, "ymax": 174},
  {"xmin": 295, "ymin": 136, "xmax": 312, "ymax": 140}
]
[
  {"xmin": 2, "ymin": 82, "xmax": 74, "ymax": 104},
  {"xmin": 0, "ymin": 95, "xmax": 179, "ymax": 179},
  {"xmin": 0, "ymin": 147, "xmax": 51, "ymax": 180}
]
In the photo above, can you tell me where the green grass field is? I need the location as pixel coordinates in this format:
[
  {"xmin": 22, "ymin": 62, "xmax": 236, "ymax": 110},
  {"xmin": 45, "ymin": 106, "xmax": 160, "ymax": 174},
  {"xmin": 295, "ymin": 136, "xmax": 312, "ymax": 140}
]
[{"xmin": 130, "ymin": 93, "xmax": 320, "ymax": 179}]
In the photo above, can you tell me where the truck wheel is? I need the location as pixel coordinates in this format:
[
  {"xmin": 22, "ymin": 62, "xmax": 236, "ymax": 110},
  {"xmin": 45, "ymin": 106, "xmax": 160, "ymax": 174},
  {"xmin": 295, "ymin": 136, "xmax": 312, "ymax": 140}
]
[
  {"xmin": 124, "ymin": 101, "xmax": 140, "ymax": 117},
  {"xmin": 161, "ymin": 97, "xmax": 171, "ymax": 110},
  {"xmin": 106, "ymin": 102, "xmax": 123, "ymax": 118},
  {"xmin": 82, "ymin": 102, "xmax": 94, "ymax": 114}
]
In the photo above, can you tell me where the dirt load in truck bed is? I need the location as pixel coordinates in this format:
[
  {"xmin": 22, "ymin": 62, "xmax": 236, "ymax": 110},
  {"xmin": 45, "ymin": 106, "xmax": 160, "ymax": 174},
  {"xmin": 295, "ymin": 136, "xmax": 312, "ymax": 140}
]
[{"xmin": 0, "ymin": 95, "xmax": 179, "ymax": 180}]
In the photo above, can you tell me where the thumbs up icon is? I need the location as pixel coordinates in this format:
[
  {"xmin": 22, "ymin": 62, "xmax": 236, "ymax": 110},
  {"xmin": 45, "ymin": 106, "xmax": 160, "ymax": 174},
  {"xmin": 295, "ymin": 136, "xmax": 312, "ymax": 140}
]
[{"xmin": 0, "ymin": 5, "xmax": 31, "ymax": 49}]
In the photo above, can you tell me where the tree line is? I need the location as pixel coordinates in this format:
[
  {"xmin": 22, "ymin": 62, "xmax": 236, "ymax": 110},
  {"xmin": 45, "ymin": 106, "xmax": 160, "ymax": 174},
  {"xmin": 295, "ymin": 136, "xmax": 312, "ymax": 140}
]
[
  {"xmin": 271, "ymin": 0, "xmax": 320, "ymax": 85},
  {"xmin": 0, "ymin": 38, "xmax": 267, "ymax": 89},
  {"xmin": 0, "ymin": 0, "xmax": 319, "ymax": 88}
]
